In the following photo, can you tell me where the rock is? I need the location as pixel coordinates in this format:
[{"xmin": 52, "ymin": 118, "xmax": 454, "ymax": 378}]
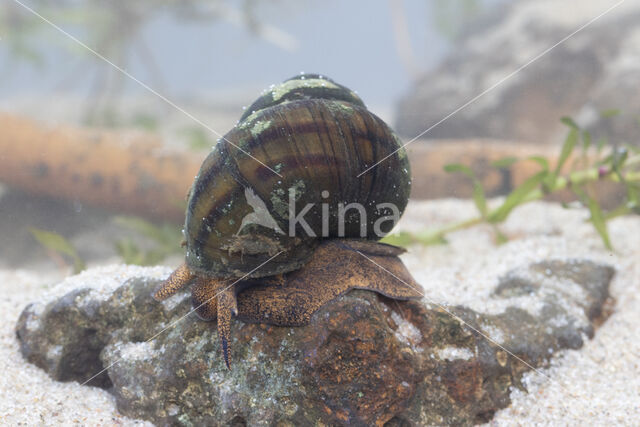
[
  {"xmin": 16, "ymin": 260, "xmax": 613, "ymax": 426},
  {"xmin": 395, "ymin": 0, "xmax": 640, "ymax": 146}
]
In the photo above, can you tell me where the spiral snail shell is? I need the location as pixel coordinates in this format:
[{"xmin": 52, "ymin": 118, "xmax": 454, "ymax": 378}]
[{"xmin": 154, "ymin": 74, "xmax": 422, "ymax": 368}]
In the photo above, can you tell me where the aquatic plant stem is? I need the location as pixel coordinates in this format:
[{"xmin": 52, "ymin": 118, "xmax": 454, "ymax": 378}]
[{"xmin": 407, "ymin": 154, "xmax": 640, "ymax": 245}]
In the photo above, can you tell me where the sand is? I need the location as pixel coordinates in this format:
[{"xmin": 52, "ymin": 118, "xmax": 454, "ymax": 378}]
[
  {"xmin": 0, "ymin": 200, "xmax": 638, "ymax": 425},
  {"xmin": 0, "ymin": 268, "xmax": 155, "ymax": 426}
]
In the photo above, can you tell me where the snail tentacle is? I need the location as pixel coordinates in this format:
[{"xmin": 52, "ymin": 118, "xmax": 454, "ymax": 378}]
[
  {"xmin": 216, "ymin": 285, "xmax": 238, "ymax": 369},
  {"xmin": 153, "ymin": 263, "xmax": 194, "ymax": 301}
]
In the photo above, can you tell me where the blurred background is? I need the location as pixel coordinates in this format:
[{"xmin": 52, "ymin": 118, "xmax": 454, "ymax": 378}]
[
  {"xmin": 0, "ymin": 0, "xmax": 503, "ymax": 126},
  {"xmin": 0, "ymin": 0, "xmax": 637, "ymax": 275}
]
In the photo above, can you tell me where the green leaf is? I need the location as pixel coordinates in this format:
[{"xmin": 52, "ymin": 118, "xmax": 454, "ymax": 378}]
[
  {"xmin": 581, "ymin": 130, "xmax": 592, "ymax": 151},
  {"xmin": 380, "ymin": 230, "xmax": 448, "ymax": 247},
  {"xmin": 527, "ymin": 156, "xmax": 555, "ymax": 191},
  {"xmin": 586, "ymin": 196, "xmax": 612, "ymax": 250},
  {"xmin": 113, "ymin": 216, "xmax": 183, "ymax": 265},
  {"xmin": 554, "ymin": 128, "xmax": 578, "ymax": 175},
  {"xmin": 492, "ymin": 156, "xmax": 518, "ymax": 168},
  {"xmin": 596, "ymin": 138, "xmax": 607, "ymax": 153},
  {"xmin": 488, "ymin": 171, "xmax": 547, "ymax": 223},
  {"xmin": 528, "ymin": 156, "xmax": 549, "ymax": 171},
  {"xmin": 115, "ymin": 238, "xmax": 169, "ymax": 266},
  {"xmin": 603, "ymin": 203, "xmax": 632, "ymax": 221},
  {"xmin": 560, "ymin": 116, "xmax": 579, "ymax": 129},
  {"xmin": 415, "ymin": 232, "xmax": 448, "ymax": 246},
  {"xmin": 444, "ymin": 163, "xmax": 473, "ymax": 175},
  {"xmin": 612, "ymin": 148, "xmax": 629, "ymax": 172},
  {"xmin": 130, "ymin": 113, "xmax": 158, "ymax": 131},
  {"xmin": 180, "ymin": 126, "xmax": 213, "ymax": 151},
  {"xmin": 380, "ymin": 232, "xmax": 415, "ymax": 247},
  {"xmin": 443, "ymin": 163, "xmax": 487, "ymax": 217},
  {"xmin": 113, "ymin": 216, "xmax": 182, "ymax": 246},
  {"xmin": 600, "ymin": 109, "xmax": 621, "ymax": 118},
  {"xmin": 493, "ymin": 226, "xmax": 509, "ymax": 245},
  {"xmin": 627, "ymin": 182, "xmax": 640, "ymax": 208},
  {"xmin": 597, "ymin": 153, "xmax": 614, "ymax": 168},
  {"xmin": 29, "ymin": 228, "xmax": 86, "ymax": 274},
  {"xmin": 115, "ymin": 238, "xmax": 145, "ymax": 265},
  {"xmin": 472, "ymin": 179, "xmax": 488, "ymax": 218}
]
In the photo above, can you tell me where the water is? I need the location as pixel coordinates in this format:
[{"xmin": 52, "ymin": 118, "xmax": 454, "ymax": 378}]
[
  {"xmin": 0, "ymin": 1, "xmax": 461, "ymax": 106},
  {"xmin": 0, "ymin": 1, "xmax": 637, "ymax": 425}
]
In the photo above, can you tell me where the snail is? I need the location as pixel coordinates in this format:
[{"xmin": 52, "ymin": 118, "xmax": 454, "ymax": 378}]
[{"xmin": 153, "ymin": 74, "xmax": 423, "ymax": 368}]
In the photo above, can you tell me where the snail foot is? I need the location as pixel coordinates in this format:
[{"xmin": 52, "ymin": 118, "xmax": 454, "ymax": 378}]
[
  {"xmin": 335, "ymin": 239, "xmax": 424, "ymax": 299},
  {"xmin": 153, "ymin": 263, "xmax": 194, "ymax": 301},
  {"xmin": 235, "ymin": 239, "xmax": 423, "ymax": 327},
  {"xmin": 217, "ymin": 286, "xmax": 238, "ymax": 369},
  {"xmin": 191, "ymin": 278, "xmax": 219, "ymax": 321},
  {"xmin": 191, "ymin": 278, "xmax": 238, "ymax": 369}
]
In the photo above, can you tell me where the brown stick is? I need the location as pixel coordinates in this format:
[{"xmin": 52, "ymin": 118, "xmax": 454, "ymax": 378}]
[
  {"xmin": 0, "ymin": 113, "xmax": 621, "ymax": 222},
  {"xmin": 0, "ymin": 112, "xmax": 201, "ymax": 222},
  {"xmin": 406, "ymin": 140, "xmax": 548, "ymax": 199}
]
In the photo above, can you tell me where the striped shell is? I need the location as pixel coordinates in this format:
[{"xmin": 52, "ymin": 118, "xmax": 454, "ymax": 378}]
[
  {"xmin": 238, "ymin": 74, "xmax": 365, "ymax": 122},
  {"xmin": 184, "ymin": 75, "xmax": 411, "ymax": 279}
]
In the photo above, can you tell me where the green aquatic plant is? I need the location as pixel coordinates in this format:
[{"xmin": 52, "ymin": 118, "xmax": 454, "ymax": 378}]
[
  {"xmin": 29, "ymin": 228, "xmax": 86, "ymax": 273},
  {"xmin": 383, "ymin": 115, "xmax": 640, "ymax": 250},
  {"xmin": 130, "ymin": 113, "xmax": 159, "ymax": 131},
  {"xmin": 114, "ymin": 216, "xmax": 183, "ymax": 266},
  {"xmin": 179, "ymin": 125, "xmax": 214, "ymax": 151}
]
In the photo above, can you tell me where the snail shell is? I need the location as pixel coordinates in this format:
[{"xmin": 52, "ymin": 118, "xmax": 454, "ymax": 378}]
[
  {"xmin": 155, "ymin": 74, "xmax": 419, "ymax": 369},
  {"xmin": 184, "ymin": 74, "xmax": 411, "ymax": 279},
  {"xmin": 238, "ymin": 74, "xmax": 365, "ymax": 122}
]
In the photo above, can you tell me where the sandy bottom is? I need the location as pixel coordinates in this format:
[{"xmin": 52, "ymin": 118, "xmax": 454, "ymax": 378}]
[
  {"xmin": 0, "ymin": 268, "xmax": 155, "ymax": 426},
  {"xmin": 0, "ymin": 200, "xmax": 638, "ymax": 425}
]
